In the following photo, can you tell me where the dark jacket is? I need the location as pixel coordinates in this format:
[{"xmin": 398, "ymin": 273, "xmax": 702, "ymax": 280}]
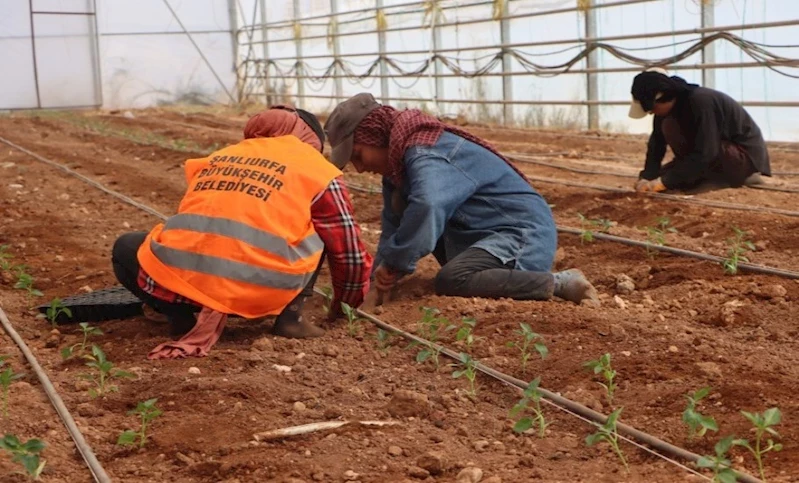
[{"xmin": 640, "ymin": 87, "xmax": 771, "ymax": 186}]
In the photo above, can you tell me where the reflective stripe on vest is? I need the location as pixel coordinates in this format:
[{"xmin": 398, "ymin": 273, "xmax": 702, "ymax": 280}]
[
  {"xmin": 149, "ymin": 239, "xmax": 315, "ymax": 290},
  {"xmin": 162, "ymin": 213, "xmax": 323, "ymax": 263}
]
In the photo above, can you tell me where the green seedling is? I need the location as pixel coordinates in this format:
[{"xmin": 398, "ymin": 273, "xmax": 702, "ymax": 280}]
[
  {"xmin": 447, "ymin": 316, "xmax": 483, "ymax": 350},
  {"xmin": 36, "ymin": 298, "xmax": 72, "ymax": 328},
  {"xmin": 510, "ymin": 377, "xmax": 550, "ymax": 438},
  {"xmin": 118, "ymin": 398, "xmax": 163, "ymax": 448},
  {"xmin": 732, "ymin": 408, "xmax": 783, "ymax": 481},
  {"xmin": 683, "ymin": 387, "xmax": 718, "ymax": 440},
  {"xmin": 374, "ymin": 328, "xmax": 394, "ymax": 353},
  {"xmin": 577, "ymin": 214, "xmax": 613, "ymax": 244},
  {"xmin": 451, "ymin": 352, "xmax": 478, "ymax": 397},
  {"xmin": 340, "ymin": 302, "xmax": 364, "ymax": 337},
  {"xmin": 697, "ymin": 435, "xmax": 739, "ymax": 483},
  {"xmin": 412, "ymin": 306, "xmax": 446, "ymax": 368},
  {"xmin": 320, "ymin": 286, "xmax": 334, "ymax": 314},
  {"xmin": 60, "ymin": 323, "xmax": 102, "ymax": 360},
  {"xmin": 13, "ymin": 272, "xmax": 43, "ymax": 299},
  {"xmin": 586, "ymin": 407, "xmax": 628, "ymax": 472},
  {"xmin": 80, "ymin": 345, "xmax": 135, "ymax": 398},
  {"xmin": 584, "ymin": 353, "xmax": 618, "ymax": 406},
  {"xmin": 506, "ymin": 323, "xmax": 548, "ymax": 372},
  {"xmin": 0, "ymin": 434, "xmax": 46, "ymax": 480},
  {"xmin": 644, "ymin": 216, "xmax": 678, "ymax": 258},
  {"xmin": 722, "ymin": 227, "xmax": 755, "ymax": 275},
  {"xmin": 0, "ymin": 244, "xmax": 12, "ymax": 271},
  {"xmin": 1, "ymin": 357, "xmax": 24, "ymax": 418}
]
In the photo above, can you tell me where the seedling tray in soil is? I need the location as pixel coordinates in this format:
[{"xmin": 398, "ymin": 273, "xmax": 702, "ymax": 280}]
[{"xmin": 36, "ymin": 286, "xmax": 143, "ymax": 324}]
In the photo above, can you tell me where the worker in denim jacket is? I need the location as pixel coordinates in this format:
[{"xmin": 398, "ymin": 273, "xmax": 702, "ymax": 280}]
[{"xmin": 323, "ymin": 93, "xmax": 598, "ymax": 305}]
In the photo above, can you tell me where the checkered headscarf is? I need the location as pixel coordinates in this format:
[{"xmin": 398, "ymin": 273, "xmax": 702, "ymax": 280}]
[{"xmin": 353, "ymin": 106, "xmax": 530, "ymax": 187}]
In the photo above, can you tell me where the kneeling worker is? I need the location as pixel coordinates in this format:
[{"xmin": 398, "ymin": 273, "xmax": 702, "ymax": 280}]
[
  {"xmin": 324, "ymin": 93, "xmax": 598, "ymax": 305},
  {"xmin": 629, "ymin": 67, "xmax": 771, "ymax": 193},
  {"xmin": 111, "ymin": 106, "xmax": 373, "ymax": 358}
]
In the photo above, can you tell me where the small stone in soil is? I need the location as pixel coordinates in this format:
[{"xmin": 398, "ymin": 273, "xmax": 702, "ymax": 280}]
[
  {"xmin": 388, "ymin": 445, "xmax": 403, "ymax": 456},
  {"xmin": 456, "ymin": 466, "xmax": 484, "ymax": 483},
  {"xmin": 343, "ymin": 470, "xmax": 359, "ymax": 481},
  {"xmin": 416, "ymin": 451, "xmax": 446, "ymax": 475},
  {"xmin": 407, "ymin": 466, "xmax": 430, "ymax": 479},
  {"xmin": 293, "ymin": 401, "xmax": 306, "ymax": 412},
  {"xmin": 251, "ymin": 337, "xmax": 273, "ymax": 351},
  {"xmin": 668, "ymin": 345, "xmax": 679, "ymax": 353},
  {"xmin": 387, "ymin": 390, "xmax": 431, "ymax": 418},
  {"xmin": 473, "ymin": 440, "xmax": 490, "ymax": 452},
  {"xmin": 188, "ymin": 367, "xmax": 201, "ymax": 375}
]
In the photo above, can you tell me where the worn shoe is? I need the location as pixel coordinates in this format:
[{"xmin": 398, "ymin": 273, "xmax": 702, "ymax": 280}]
[
  {"xmin": 743, "ymin": 172, "xmax": 763, "ymax": 186},
  {"xmin": 553, "ymin": 269, "xmax": 599, "ymax": 305},
  {"xmin": 272, "ymin": 318, "xmax": 326, "ymax": 339}
]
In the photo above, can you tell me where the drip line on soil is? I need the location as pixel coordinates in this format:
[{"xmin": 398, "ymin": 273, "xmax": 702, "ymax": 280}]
[
  {"xmin": 0, "ymin": 308, "xmax": 112, "ymax": 483},
  {"xmin": 508, "ymin": 153, "xmax": 799, "ymax": 194},
  {"xmin": 326, "ymin": 288, "xmax": 762, "ymax": 483},
  {"xmin": 0, "ymin": 132, "xmax": 765, "ymax": 482}
]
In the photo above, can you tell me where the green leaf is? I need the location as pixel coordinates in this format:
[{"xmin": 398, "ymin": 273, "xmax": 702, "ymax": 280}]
[
  {"xmin": 585, "ymin": 432, "xmax": 605, "ymax": 446},
  {"xmin": 773, "ymin": 442, "xmax": 783, "ymax": 452},
  {"xmin": 513, "ymin": 418, "xmax": 534, "ymax": 434},
  {"xmin": 606, "ymin": 407, "xmax": 623, "ymax": 427},
  {"xmin": 416, "ymin": 350, "xmax": 430, "ymax": 363},
  {"xmin": 696, "ymin": 456, "xmax": 715, "ymax": 469},
  {"xmin": 534, "ymin": 343, "xmax": 548, "ymax": 359},
  {"xmin": 61, "ymin": 346, "xmax": 74, "ymax": 360},
  {"xmin": 117, "ymin": 430, "xmax": 138, "ymax": 446},
  {"xmin": 715, "ymin": 435, "xmax": 735, "ymax": 455},
  {"xmin": 19, "ymin": 454, "xmax": 42, "ymax": 477},
  {"xmin": 693, "ymin": 386, "xmax": 711, "ymax": 400},
  {"xmin": 718, "ymin": 470, "xmax": 738, "ymax": 483},
  {"xmin": 452, "ymin": 370, "xmax": 465, "ymax": 379},
  {"xmin": 763, "ymin": 407, "xmax": 782, "ymax": 426},
  {"xmin": 20, "ymin": 438, "xmax": 45, "ymax": 453},
  {"xmin": 113, "ymin": 370, "xmax": 136, "ymax": 379}
]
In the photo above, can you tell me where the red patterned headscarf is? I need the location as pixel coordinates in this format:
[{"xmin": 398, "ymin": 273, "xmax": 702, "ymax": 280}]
[{"xmin": 353, "ymin": 105, "xmax": 530, "ymax": 186}]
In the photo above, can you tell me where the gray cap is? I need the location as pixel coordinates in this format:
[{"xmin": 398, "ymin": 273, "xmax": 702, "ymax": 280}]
[{"xmin": 324, "ymin": 92, "xmax": 380, "ymax": 169}]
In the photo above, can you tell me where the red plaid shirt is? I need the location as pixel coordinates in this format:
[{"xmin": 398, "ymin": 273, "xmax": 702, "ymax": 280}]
[{"xmin": 137, "ymin": 177, "xmax": 373, "ymax": 312}]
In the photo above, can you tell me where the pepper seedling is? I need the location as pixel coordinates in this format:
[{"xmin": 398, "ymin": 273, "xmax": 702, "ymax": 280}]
[
  {"xmin": 374, "ymin": 328, "xmax": 394, "ymax": 353},
  {"xmin": 320, "ymin": 286, "xmax": 334, "ymax": 314},
  {"xmin": 446, "ymin": 316, "xmax": 482, "ymax": 350},
  {"xmin": 510, "ymin": 377, "xmax": 550, "ymax": 438},
  {"xmin": 80, "ymin": 345, "xmax": 135, "ymax": 398},
  {"xmin": 722, "ymin": 227, "xmax": 755, "ymax": 275},
  {"xmin": 583, "ymin": 353, "xmax": 618, "ymax": 406},
  {"xmin": 13, "ymin": 272, "xmax": 43, "ymax": 300},
  {"xmin": 340, "ymin": 302, "xmax": 365, "ymax": 337},
  {"xmin": 644, "ymin": 216, "xmax": 678, "ymax": 258},
  {"xmin": 506, "ymin": 323, "xmax": 548, "ymax": 372},
  {"xmin": 0, "ymin": 434, "xmax": 46, "ymax": 481},
  {"xmin": 451, "ymin": 352, "xmax": 478, "ymax": 397},
  {"xmin": 732, "ymin": 407, "xmax": 783, "ymax": 481},
  {"xmin": 0, "ymin": 244, "xmax": 12, "ymax": 272},
  {"xmin": 412, "ymin": 306, "xmax": 446, "ymax": 368},
  {"xmin": 60, "ymin": 323, "xmax": 102, "ymax": 360},
  {"xmin": 0, "ymin": 356, "xmax": 24, "ymax": 418},
  {"xmin": 118, "ymin": 398, "xmax": 163, "ymax": 448},
  {"xmin": 697, "ymin": 435, "xmax": 739, "ymax": 483},
  {"xmin": 36, "ymin": 298, "xmax": 72, "ymax": 328},
  {"xmin": 683, "ymin": 387, "xmax": 718, "ymax": 440},
  {"xmin": 585, "ymin": 407, "xmax": 628, "ymax": 472}
]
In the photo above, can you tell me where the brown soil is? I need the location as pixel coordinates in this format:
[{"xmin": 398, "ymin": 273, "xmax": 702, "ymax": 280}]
[{"xmin": 0, "ymin": 107, "xmax": 798, "ymax": 482}]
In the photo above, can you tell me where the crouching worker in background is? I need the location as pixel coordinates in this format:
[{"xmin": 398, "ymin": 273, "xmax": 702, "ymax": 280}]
[
  {"xmin": 111, "ymin": 106, "xmax": 373, "ymax": 359},
  {"xmin": 629, "ymin": 67, "xmax": 771, "ymax": 193},
  {"xmin": 324, "ymin": 93, "xmax": 598, "ymax": 305}
]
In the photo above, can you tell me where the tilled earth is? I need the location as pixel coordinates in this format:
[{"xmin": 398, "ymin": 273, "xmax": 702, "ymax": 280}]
[{"xmin": 0, "ymin": 107, "xmax": 798, "ymax": 482}]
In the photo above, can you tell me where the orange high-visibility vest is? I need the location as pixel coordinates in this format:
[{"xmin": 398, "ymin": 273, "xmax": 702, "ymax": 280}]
[{"xmin": 137, "ymin": 135, "xmax": 342, "ymax": 319}]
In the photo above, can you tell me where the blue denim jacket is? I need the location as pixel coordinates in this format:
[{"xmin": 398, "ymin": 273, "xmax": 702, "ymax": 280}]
[{"xmin": 374, "ymin": 131, "xmax": 557, "ymax": 274}]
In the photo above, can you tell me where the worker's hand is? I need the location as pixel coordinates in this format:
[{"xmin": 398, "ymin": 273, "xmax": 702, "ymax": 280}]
[
  {"xmin": 635, "ymin": 178, "xmax": 667, "ymax": 193},
  {"xmin": 373, "ymin": 264, "xmax": 398, "ymax": 292}
]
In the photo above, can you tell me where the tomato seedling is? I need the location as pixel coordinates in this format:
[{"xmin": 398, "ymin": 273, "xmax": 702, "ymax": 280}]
[
  {"xmin": 0, "ymin": 356, "xmax": 24, "ymax": 418},
  {"xmin": 683, "ymin": 387, "xmax": 718, "ymax": 440},
  {"xmin": 412, "ymin": 306, "xmax": 446, "ymax": 368},
  {"xmin": 586, "ymin": 407, "xmax": 628, "ymax": 472},
  {"xmin": 577, "ymin": 214, "xmax": 613, "ymax": 244},
  {"xmin": 722, "ymin": 227, "xmax": 755, "ymax": 275},
  {"xmin": 451, "ymin": 352, "xmax": 478, "ymax": 397},
  {"xmin": 13, "ymin": 272, "xmax": 43, "ymax": 300},
  {"xmin": 118, "ymin": 398, "xmax": 163, "ymax": 448},
  {"xmin": 61, "ymin": 323, "xmax": 102, "ymax": 360},
  {"xmin": 644, "ymin": 216, "xmax": 678, "ymax": 258},
  {"xmin": 340, "ymin": 302, "xmax": 365, "ymax": 337},
  {"xmin": 506, "ymin": 323, "xmax": 548, "ymax": 372},
  {"xmin": 36, "ymin": 298, "xmax": 72, "ymax": 328},
  {"xmin": 732, "ymin": 407, "xmax": 783, "ymax": 482},
  {"xmin": 320, "ymin": 286, "xmax": 334, "ymax": 314},
  {"xmin": 80, "ymin": 345, "xmax": 135, "ymax": 398},
  {"xmin": 0, "ymin": 434, "xmax": 46, "ymax": 480},
  {"xmin": 697, "ymin": 435, "xmax": 739, "ymax": 483},
  {"xmin": 584, "ymin": 353, "xmax": 618, "ymax": 406},
  {"xmin": 447, "ymin": 316, "xmax": 482, "ymax": 350},
  {"xmin": 510, "ymin": 377, "xmax": 550, "ymax": 438}
]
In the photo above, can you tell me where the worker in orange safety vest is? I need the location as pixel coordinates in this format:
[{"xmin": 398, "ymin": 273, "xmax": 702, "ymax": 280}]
[{"xmin": 110, "ymin": 106, "xmax": 373, "ymax": 358}]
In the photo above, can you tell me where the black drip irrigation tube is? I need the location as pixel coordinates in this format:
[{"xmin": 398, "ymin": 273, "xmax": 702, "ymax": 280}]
[
  {"xmin": 331, "ymin": 289, "xmax": 763, "ymax": 483},
  {"xmin": 508, "ymin": 153, "xmax": 799, "ymax": 195},
  {"xmin": 0, "ymin": 131, "xmax": 769, "ymax": 483},
  {"xmin": 0, "ymin": 308, "xmax": 112, "ymax": 483}
]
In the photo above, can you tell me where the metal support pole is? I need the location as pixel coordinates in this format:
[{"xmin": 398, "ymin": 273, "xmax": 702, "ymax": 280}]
[
  {"xmin": 431, "ymin": 4, "xmax": 444, "ymax": 111},
  {"xmin": 376, "ymin": 0, "xmax": 390, "ymax": 104},
  {"xmin": 585, "ymin": 0, "xmax": 599, "ymax": 130},
  {"xmin": 227, "ymin": 0, "xmax": 241, "ymax": 103},
  {"xmin": 90, "ymin": 0, "xmax": 104, "ymax": 107},
  {"xmin": 330, "ymin": 0, "xmax": 343, "ymax": 102},
  {"xmin": 258, "ymin": 0, "xmax": 270, "ymax": 104},
  {"xmin": 701, "ymin": 0, "xmax": 716, "ymax": 89},
  {"xmin": 293, "ymin": 0, "xmax": 305, "ymax": 109},
  {"xmin": 499, "ymin": 1, "xmax": 513, "ymax": 125},
  {"xmin": 28, "ymin": 0, "xmax": 41, "ymax": 108}
]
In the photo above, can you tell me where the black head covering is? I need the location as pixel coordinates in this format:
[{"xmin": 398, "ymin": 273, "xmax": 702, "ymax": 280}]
[
  {"xmin": 296, "ymin": 108, "xmax": 326, "ymax": 154},
  {"xmin": 631, "ymin": 71, "xmax": 698, "ymax": 112}
]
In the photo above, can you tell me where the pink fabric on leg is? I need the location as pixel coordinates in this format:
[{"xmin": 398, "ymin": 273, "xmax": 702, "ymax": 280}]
[{"xmin": 147, "ymin": 307, "xmax": 228, "ymax": 360}]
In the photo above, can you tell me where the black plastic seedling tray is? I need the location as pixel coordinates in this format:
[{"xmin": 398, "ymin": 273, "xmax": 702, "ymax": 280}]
[{"xmin": 36, "ymin": 286, "xmax": 143, "ymax": 324}]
